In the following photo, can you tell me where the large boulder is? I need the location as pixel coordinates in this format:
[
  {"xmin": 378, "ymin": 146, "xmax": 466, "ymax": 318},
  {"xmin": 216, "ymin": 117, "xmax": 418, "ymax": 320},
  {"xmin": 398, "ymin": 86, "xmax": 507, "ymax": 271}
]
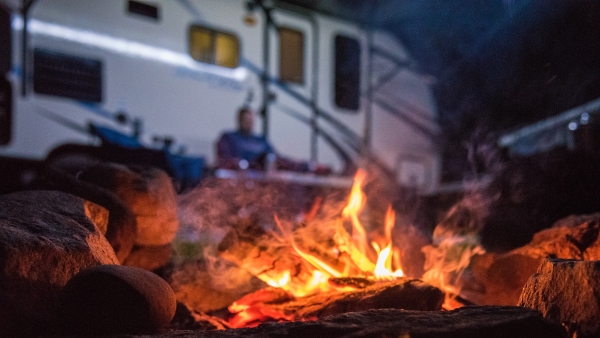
[
  {"xmin": 519, "ymin": 258, "xmax": 600, "ymax": 338},
  {"xmin": 6, "ymin": 162, "xmax": 138, "ymax": 263},
  {"xmin": 0, "ymin": 190, "xmax": 119, "ymax": 335},
  {"xmin": 462, "ymin": 213, "xmax": 600, "ymax": 306},
  {"xmin": 79, "ymin": 163, "xmax": 179, "ymax": 247},
  {"xmin": 512, "ymin": 213, "xmax": 600, "ymax": 260},
  {"xmin": 57, "ymin": 264, "xmax": 177, "ymax": 335}
]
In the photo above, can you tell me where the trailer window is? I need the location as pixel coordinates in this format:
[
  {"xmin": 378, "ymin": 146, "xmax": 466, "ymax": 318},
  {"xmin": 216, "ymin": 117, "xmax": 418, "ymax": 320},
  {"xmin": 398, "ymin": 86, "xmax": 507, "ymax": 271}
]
[
  {"xmin": 0, "ymin": 77, "xmax": 11, "ymax": 145},
  {"xmin": 279, "ymin": 27, "xmax": 304, "ymax": 84},
  {"xmin": 334, "ymin": 35, "xmax": 361, "ymax": 111},
  {"xmin": 0, "ymin": 5, "xmax": 10, "ymax": 77},
  {"xmin": 127, "ymin": 1, "xmax": 160, "ymax": 21},
  {"xmin": 215, "ymin": 33, "xmax": 239, "ymax": 68},
  {"xmin": 33, "ymin": 49, "xmax": 102, "ymax": 103},
  {"xmin": 189, "ymin": 26, "xmax": 240, "ymax": 68}
]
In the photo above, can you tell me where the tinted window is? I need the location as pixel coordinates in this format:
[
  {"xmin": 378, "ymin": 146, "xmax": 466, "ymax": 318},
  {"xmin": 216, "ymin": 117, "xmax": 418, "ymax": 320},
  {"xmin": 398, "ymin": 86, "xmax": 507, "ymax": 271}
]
[
  {"xmin": 279, "ymin": 27, "xmax": 304, "ymax": 84},
  {"xmin": 335, "ymin": 35, "xmax": 361, "ymax": 110},
  {"xmin": 33, "ymin": 49, "xmax": 103, "ymax": 102},
  {"xmin": 0, "ymin": 5, "xmax": 10, "ymax": 76},
  {"xmin": 127, "ymin": 1, "xmax": 159, "ymax": 21},
  {"xmin": 0, "ymin": 77, "xmax": 11, "ymax": 145},
  {"xmin": 189, "ymin": 26, "xmax": 240, "ymax": 68}
]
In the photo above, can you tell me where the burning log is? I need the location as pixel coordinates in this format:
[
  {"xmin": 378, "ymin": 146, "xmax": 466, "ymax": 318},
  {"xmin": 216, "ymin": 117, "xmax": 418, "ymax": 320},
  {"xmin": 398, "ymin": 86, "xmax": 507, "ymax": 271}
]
[
  {"xmin": 226, "ymin": 279, "xmax": 444, "ymax": 328},
  {"xmin": 265, "ymin": 279, "xmax": 443, "ymax": 319}
]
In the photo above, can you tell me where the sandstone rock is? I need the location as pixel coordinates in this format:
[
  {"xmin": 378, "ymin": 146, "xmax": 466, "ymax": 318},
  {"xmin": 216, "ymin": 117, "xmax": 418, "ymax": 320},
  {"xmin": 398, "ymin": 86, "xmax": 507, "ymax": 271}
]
[
  {"xmin": 123, "ymin": 244, "xmax": 174, "ymax": 272},
  {"xmin": 25, "ymin": 163, "xmax": 138, "ymax": 263},
  {"xmin": 519, "ymin": 258, "xmax": 600, "ymax": 338},
  {"xmin": 462, "ymin": 252, "xmax": 543, "ymax": 306},
  {"xmin": 80, "ymin": 163, "xmax": 179, "ymax": 246},
  {"xmin": 57, "ymin": 264, "xmax": 177, "ymax": 335},
  {"xmin": 462, "ymin": 213, "xmax": 600, "ymax": 306},
  {"xmin": 0, "ymin": 190, "xmax": 119, "ymax": 335},
  {"xmin": 513, "ymin": 213, "xmax": 600, "ymax": 260}
]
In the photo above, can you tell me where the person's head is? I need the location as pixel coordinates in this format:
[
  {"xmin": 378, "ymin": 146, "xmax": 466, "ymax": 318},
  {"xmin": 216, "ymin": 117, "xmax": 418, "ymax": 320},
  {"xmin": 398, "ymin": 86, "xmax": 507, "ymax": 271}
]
[{"xmin": 237, "ymin": 107, "xmax": 255, "ymax": 134}]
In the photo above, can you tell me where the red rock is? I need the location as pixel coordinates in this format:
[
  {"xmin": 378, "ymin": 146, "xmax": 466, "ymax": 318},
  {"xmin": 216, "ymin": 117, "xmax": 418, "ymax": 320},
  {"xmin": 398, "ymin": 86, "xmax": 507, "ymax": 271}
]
[
  {"xmin": 519, "ymin": 258, "xmax": 600, "ymax": 338},
  {"xmin": 80, "ymin": 163, "xmax": 179, "ymax": 247},
  {"xmin": 57, "ymin": 264, "xmax": 177, "ymax": 334},
  {"xmin": 0, "ymin": 190, "xmax": 119, "ymax": 335},
  {"xmin": 462, "ymin": 213, "xmax": 600, "ymax": 306}
]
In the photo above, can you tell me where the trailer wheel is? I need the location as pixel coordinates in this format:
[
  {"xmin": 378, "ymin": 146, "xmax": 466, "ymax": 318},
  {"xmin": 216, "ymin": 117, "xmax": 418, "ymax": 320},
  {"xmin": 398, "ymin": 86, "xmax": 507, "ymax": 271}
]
[
  {"xmin": 46, "ymin": 144, "xmax": 105, "ymax": 175},
  {"xmin": 46, "ymin": 151, "xmax": 102, "ymax": 176}
]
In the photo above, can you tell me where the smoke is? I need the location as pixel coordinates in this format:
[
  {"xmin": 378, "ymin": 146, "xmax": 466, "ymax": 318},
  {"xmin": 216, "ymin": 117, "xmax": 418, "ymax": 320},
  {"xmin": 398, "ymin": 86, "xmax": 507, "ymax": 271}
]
[
  {"xmin": 420, "ymin": 128, "xmax": 505, "ymax": 303},
  {"xmin": 172, "ymin": 177, "xmax": 324, "ymax": 311}
]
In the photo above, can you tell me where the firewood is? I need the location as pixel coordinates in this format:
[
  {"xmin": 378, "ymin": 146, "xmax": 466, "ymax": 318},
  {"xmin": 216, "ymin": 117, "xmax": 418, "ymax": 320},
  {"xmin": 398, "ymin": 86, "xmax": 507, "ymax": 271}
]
[
  {"xmin": 226, "ymin": 279, "xmax": 444, "ymax": 327},
  {"xmin": 268, "ymin": 279, "xmax": 444, "ymax": 319}
]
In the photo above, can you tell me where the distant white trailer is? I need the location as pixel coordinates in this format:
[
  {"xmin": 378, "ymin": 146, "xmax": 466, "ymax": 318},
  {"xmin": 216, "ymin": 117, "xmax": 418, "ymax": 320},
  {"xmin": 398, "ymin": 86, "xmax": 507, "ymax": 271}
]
[{"xmin": 0, "ymin": 0, "xmax": 441, "ymax": 193}]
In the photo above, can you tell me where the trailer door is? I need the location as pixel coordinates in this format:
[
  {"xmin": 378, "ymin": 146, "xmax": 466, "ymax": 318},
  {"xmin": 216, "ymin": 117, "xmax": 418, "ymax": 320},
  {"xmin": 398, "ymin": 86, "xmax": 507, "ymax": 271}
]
[
  {"xmin": 264, "ymin": 10, "xmax": 316, "ymax": 164},
  {"xmin": 0, "ymin": 4, "xmax": 11, "ymax": 145}
]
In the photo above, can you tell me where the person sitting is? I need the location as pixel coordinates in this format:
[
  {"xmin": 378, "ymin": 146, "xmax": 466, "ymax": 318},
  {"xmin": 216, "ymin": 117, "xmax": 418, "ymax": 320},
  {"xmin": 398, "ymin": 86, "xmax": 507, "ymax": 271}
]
[{"xmin": 216, "ymin": 107, "xmax": 330, "ymax": 174}]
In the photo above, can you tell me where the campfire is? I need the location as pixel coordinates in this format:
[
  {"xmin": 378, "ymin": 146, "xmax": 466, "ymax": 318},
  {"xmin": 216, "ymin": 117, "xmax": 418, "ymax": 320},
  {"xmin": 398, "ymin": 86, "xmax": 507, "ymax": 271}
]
[
  {"xmin": 1, "ymin": 162, "xmax": 596, "ymax": 337},
  {"xmin": 174, "ymin": 168, "xmax": 483, "ymax": 329},
  {"xmin": 224, "ymin": 169, "xmax": 410, "ymax": 327}
]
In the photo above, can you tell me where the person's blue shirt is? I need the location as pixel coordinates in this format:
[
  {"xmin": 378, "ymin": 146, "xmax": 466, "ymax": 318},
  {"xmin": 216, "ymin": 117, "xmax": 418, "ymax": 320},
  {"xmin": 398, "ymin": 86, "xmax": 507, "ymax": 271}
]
[{"xmin": 216, "ymin": 130, "xmax": 275, "ymax": 169}]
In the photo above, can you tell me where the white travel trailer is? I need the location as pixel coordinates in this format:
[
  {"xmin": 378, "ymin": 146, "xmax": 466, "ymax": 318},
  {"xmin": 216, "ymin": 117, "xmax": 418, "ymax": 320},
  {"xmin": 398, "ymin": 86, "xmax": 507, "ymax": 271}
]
[{"xmin": 0, "ymin": 0, "xmax": 441, "ymax": 193}]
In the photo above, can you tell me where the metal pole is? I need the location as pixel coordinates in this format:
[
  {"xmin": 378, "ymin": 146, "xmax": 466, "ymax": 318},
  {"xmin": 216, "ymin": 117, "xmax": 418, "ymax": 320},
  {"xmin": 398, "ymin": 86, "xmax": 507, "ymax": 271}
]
[
  {"xmin": 310, "ymin": 14, "xmax": 319, "ymax": 162},
  {"xmin": 259, "ymin": 0, "xmax": 271, "ymax": 137},
  {"xmin": 21, "ymin": 0, "xmax": 28, "ymax": 96},
  {"xmin": 20, "ymin": 0, "xmax": 36, "ymax": 97}
]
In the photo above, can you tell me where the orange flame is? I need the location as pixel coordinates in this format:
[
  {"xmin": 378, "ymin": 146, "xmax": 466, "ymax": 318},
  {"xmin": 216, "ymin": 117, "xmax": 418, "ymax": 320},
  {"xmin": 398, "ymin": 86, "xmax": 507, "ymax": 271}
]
[
  {"xmin": 342, "ymin": 169, "xmax": 368, "ymax": 256},
  {"xmin": 249, "ymin": 169, "xmax": 404, "ymax": 297},
  {"xmin": 373, "ymin": 206, "xmax": 404, "ymax": 279}
]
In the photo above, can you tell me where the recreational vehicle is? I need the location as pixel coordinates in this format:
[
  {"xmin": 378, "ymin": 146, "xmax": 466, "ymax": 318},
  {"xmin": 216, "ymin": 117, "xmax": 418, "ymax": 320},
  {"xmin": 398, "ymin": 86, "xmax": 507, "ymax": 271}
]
[{"xmin": 0, "ymin": 0, "xmax": 441, "ymax": 193}]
